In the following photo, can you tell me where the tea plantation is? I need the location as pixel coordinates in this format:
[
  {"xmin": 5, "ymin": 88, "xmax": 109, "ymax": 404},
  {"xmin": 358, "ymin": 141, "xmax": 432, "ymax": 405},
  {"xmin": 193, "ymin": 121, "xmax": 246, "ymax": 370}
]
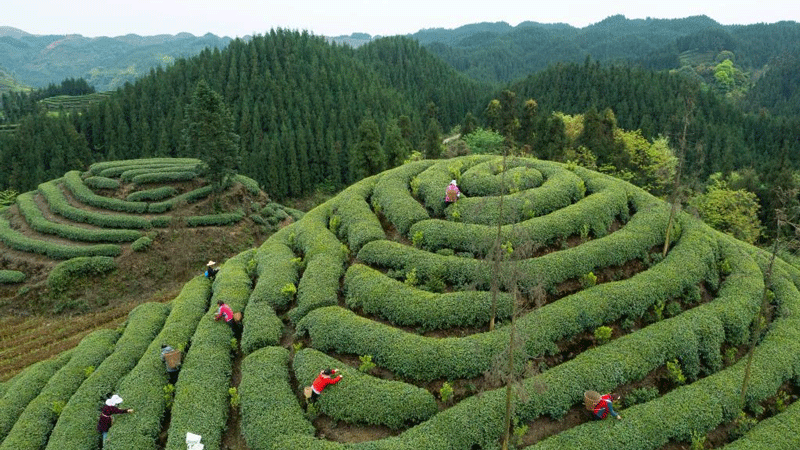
[{"xmin": 1, "ymin": 155, "xmax": 798, "ymax": 450}]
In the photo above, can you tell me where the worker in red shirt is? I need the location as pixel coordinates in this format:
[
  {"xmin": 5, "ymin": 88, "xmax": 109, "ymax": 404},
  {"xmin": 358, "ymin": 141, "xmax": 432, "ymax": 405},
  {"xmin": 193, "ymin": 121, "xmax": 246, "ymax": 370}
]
[
  {"xmin": 310, "ymin": 368, "xmax": 342, "ymax": 402},
  {"xmin": 592, "ymin": 393, "xmax": 621, "ymax": 420},
  {"xmin": 214, "ymin": 300, "xmax": 240, "ymax": 337}
]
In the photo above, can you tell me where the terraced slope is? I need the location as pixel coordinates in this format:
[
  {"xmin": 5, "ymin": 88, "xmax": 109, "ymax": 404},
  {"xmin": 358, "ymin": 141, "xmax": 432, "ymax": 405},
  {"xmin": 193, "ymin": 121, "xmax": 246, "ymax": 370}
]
[
  {"xmin": 0, "ymin": 158, "xmax": 301, "ymax": 381},
  {"xmin": 0, "ymin": 158, "xmax": 272, "ymax": 285},
  {"xmin": 2, "ymin": 155, "xmax": 798, "ymax": 450}
]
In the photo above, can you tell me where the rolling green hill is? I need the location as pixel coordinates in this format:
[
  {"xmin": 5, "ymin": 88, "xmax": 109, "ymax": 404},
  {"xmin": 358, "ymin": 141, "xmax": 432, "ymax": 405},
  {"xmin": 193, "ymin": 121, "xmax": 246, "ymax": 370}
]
[
  {"xmin": 1, "ymin": 155, "xmax": 798, "ymax": 449},
  {"xmin": 0, "ymin": 27, "xmax": 232, "ymax": 92},
  {"xmin": 412, "ymin": 15, "xmax": 800, "ymax": 85}
]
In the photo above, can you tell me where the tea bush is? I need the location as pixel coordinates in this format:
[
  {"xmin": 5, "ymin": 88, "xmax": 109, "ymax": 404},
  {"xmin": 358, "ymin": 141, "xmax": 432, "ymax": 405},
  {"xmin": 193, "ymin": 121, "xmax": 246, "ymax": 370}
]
[
  {"xmin": 344, "ymin": 264, "xmax": 513, "ymax": 330},
  {"xmin": 131, "ymin": 235, "xmax": 153, "ymax": 252},
  {"xmin": 106, "ymin": 276, "xmax": 210, "ymax": 450},
  {"xmin": 45, "ymin": 302, "xmax": 168, "ymax": 450},
  {"xmin": 293, "ymin": 348, "xmax": 438, "ymax": 429},
  {"xmin": 83, "ymin": 176, "xmax": 120, "ymax": 190},
  {"xmin": 38, "ymin": 180, "xmax": 161, "ymax": 229},
  {"xmin": 89, "ymin": 158, "xmax": 201, "ymax": 176},
  {"xmin": 64, "ymin": 170, "xmax": 149, "ymax": 213},
  {"xmin": 126, "ymin": 186, "xmax": 178, "ymax": 202},
  {"xmin": 0, "ymin": 329, "xmax": 119, "ymax": 450},
  {"xmin": 187, "ymin": 210, "xmax": 245, "ymax": 227},
  {"xmin": 0, "ymin": 351, "xmax": 74, "ymax": 442},
  {"xmin": 16, "ymin": 192, "xmax": 142, "ymax": 242},
  {"xmin": 234, "ymin": 174, "xmax": 262, "ymax": 196},
  {"xmin": 327, "ymin": 178, "xmax": 385, "ymax": 253},
  {"xmin": 459, "ymin": 158, "xmax": 543, "ymax": 196},
  {"xmin": 147, "ymin": 185, "xmax": 214, "ymax": 213},
  {"xmin": 47, "ymin": 256, "xmax": 116, "ymax": 293},
  {"xmin": 132, "ymin": 171, "xmax": 198, "ymax": 185},
  {"xmin": 0, "ymin": 270, "xmax": 25, "ymax": 284},
  {"xmin": 239, "ymin": 347, "xmax": 314, "ymax": 449},
  {"xmin": 0, "ymin": 214, "xmax": 121, "ymax": 259},
  {"xmin": 370, "ymin": 160, "xmax": 435, "ymax": 235},
  {"xmin": 119, "ymin": 166, "xmax": 199, "ymax": 182}
]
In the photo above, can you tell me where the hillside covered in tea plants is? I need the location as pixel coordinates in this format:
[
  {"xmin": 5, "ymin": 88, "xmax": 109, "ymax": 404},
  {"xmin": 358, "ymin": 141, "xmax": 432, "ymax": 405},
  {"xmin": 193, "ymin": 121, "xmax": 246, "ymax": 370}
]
[
  {"xmin": 2, "ymin": 155, "xmax": 798, "ymax": 450},
  {"xmin": 0, "ymin": 157, "xmax": 303, "ymax": 381}
]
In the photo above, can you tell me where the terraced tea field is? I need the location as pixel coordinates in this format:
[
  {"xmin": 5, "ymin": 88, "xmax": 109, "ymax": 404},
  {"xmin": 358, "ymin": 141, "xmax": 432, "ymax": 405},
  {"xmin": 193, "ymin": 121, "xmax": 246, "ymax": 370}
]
[{"xmin": 1, "ymin": 155, "xmax": 798, "ymax": 450}]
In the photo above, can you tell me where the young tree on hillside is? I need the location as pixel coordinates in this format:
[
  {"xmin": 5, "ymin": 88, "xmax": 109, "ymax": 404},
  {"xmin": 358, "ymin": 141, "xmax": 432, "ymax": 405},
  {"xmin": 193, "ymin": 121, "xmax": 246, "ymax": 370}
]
[
  {"xmin": 688, "ymin": 173, "xmax": 762, "ymax": 244},
  {"xmin": 349, "ymin": 117, "xmax": 384, "ymax": 182},
  {"xmin": 423, "ymin": 118, "xmax": 443, "ymax": 159},
  {"xmin": 383, "ymin": 119, "xmax": 409, "ymax": 168},
  {"xmin": 183, "ymin": 80, "xmax": 241, "ymax": 192},
  {"xmin": 461, "ymin": 112, "xmax": 478, "ymax": 137}
]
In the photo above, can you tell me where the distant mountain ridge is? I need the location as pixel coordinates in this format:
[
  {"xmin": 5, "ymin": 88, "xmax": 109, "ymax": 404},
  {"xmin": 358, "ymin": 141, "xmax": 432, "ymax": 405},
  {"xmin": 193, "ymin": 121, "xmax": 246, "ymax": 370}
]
[
  {"xmin": 3, "ymin": 15, "xmax": 800, "ymax": 92},
  {"xmin": 0, "ymin": 27, "xmax": 232, "ymax": 91},
  {"xmin": 407, "ymin": 15, "xmax": 800, "ymax": 83}
]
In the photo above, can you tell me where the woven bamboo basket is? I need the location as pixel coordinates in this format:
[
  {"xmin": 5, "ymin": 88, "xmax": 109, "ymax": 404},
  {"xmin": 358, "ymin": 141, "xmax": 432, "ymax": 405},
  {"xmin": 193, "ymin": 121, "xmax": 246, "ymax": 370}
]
[
  {"xmin": 584, "ymin": 390, "xmax": 601, "ymax": 411},
  {"xmin": 163, "ymin": 350, "xmax": 182, "ymax": 370}
]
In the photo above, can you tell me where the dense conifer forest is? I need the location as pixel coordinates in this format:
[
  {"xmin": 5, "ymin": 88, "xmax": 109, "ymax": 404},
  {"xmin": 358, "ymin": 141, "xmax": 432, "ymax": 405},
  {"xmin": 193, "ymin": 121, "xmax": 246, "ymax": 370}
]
[
  {"xmin": 0, "ymin": 31, "xmax": 487, "ymax": 199},
  {"xmin": 1, "ymin": 19, "xmax": 799, "ymax": 239}
]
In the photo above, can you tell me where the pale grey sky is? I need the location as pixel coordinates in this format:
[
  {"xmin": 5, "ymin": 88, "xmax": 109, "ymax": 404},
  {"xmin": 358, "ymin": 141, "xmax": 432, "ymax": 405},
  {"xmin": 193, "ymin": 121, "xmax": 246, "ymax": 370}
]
[{"xmin": 5, "ymin": 0, "xmax": 800, "ymax": 38}]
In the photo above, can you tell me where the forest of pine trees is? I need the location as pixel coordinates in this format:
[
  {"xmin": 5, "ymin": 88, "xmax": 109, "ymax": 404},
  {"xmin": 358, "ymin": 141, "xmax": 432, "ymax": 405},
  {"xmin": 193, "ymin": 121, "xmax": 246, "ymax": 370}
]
[
  {"xmin": 0, "ymin": 31, "xmax": 487, "ymax": 199},
  {"xmin": 0, "ymin": 26, "xmax": 799, "ymax": 235}
]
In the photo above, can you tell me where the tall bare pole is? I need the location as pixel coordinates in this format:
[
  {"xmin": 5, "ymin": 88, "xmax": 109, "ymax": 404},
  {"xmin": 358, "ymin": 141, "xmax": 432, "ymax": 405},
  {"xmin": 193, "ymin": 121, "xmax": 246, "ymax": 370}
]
[{"xmin": 663, "ymin": 101, "xmax": 692, "ymax": 257}]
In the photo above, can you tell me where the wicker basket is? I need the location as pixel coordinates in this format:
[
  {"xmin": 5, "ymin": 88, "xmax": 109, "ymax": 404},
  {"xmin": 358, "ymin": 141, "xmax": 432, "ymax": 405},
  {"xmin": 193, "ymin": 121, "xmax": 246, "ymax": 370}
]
[
  {"xmin": 233, "ymin": 311, "xmax": 243, "ymax": 322},
  {"xmin": 584, "ymin": 390, "xmax": 601, "ymax": 411},
  {"xmin": 163, "ymin": 350, "xmax": 182, "ymax": 370},
  {"xmin": 303, "ymin": 386, "xmax": 313, "ymax": 399}
]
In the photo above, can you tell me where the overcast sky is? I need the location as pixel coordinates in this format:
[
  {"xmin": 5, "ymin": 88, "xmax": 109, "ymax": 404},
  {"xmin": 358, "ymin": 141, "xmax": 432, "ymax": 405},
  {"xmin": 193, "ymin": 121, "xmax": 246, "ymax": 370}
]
[{"xmin": 5, "ymin": 0, "xmax": 800, "ymax": 38}]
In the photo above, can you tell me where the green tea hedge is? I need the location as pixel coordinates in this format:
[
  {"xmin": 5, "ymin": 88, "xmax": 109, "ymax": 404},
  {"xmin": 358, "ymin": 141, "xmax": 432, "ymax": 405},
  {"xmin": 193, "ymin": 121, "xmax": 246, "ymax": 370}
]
[
  {"xmin": 47, "ymin": 256, "xmax": 116, "ymax": 292},
  {"xmin": 38, "ymin": 180, "xmax": 159, "ymax": 229},
  {"xmin": 285, "ymin": 207, "xmax": 347, "ymax": 323},
  {"xmin": 45, "ymin": 302, "xmax": 168, "ymax": 450},
  {"xmin": 328, "ymin": 177, "xmax": 385, "ymax": 253},
  {"xmin": 147, "ymin": 185, "xmax": 213, "ymax": 213},
  {"xmin": 242, "ymin": 239, "xmax": 295, "ymax": 355},
  {"xmin": 0, "ymin": 329, "xmax": 119, "ymax": 450},
  {"xmin": 120, "ymin": 166, "xmax": 199, "ymax": 182},
  {"xmin": 293, "ymin": 348, "xmax": 438, "ymax": 429},
  {"xmin": 0, "ymin": 351, "xmax": 74, "ymax": 442},
  {"xmin": 187, "ymin": 210, "xmax": 245, "ymax": 227},
  {"xmin": 132, "ymin": 171, "xmax": 198, "ymax": 185},
  {"xmin": 239, "ymin": 347, "xmax": 314, "ymax": 449},
  {"xmin": 88, "ymin": 158, "xmax": 201, "ymax": 176},
  {"xmin": 107, "ymin": 276, "xmax": 211, "ymax": 450},
  {"xmin": 344, "ymin": 264, "xmax": 513, "ymax": 330},
  {"xmin": 459, "ymin": 157, "xmax": 543, "ymax": 196},
  {"xmin": 0, "ymin": 214, "xmax": 121, "ymax": 259},
  {"xmin": 235, "ymin": 174, "xmax": 262, "ymax": 196},
  {"xmin": 0, "ymin": 270, "xmax": 25, "ymax": 284},
  {"xmin": 126, "ymin": 186, "xmax": 178, "ymax": 202},
  {"xmin": 370, "ymin": 160, "xmax": 435, "ymax": 235},
  {"xmin": 16, "ymin": 192, "xmax": 142, "ymax": 243},
  {"xmin": 83, "ymin": 176, "xmax": 120, "ymax": 190},
  {"xmin": 64, "ymin": 170, "xmax": 149, "ymax": 213}
]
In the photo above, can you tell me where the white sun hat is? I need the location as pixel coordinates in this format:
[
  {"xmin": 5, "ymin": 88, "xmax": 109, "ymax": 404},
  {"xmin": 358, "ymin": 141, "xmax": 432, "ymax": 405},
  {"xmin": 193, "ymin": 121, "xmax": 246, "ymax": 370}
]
[
  {"xmin": 105, "ymin": 394, "xmax": 123, "ymax": 406},
  {"xmin": 207, "ymin": 261, "xmax": 216, "ymax": 266}
]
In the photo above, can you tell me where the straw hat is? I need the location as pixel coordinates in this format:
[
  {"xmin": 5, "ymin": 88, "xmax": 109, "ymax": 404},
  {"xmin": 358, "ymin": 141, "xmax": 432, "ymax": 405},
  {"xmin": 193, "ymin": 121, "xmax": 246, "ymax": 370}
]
[
  {"xmin": 207, "ymin": 261, "xmax": 216, "ymax": 266},
  {"xmin": 105, "ymin": 394, "xmax": 123, "ymax": 406},
  {"xmin": 450, "ymin": 180, "xmax": 457, "ymax": 185}
]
